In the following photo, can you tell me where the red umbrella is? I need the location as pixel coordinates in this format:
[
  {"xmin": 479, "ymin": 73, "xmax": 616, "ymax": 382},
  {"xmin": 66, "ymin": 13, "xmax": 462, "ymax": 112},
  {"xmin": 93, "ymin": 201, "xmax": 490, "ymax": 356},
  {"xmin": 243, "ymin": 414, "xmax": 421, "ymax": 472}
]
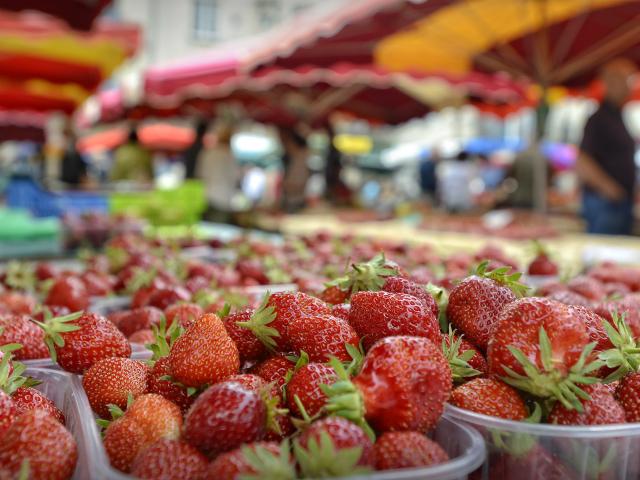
[{"xmin": 0, "ymin": 0, "xmax": 112, "ymax": 31}]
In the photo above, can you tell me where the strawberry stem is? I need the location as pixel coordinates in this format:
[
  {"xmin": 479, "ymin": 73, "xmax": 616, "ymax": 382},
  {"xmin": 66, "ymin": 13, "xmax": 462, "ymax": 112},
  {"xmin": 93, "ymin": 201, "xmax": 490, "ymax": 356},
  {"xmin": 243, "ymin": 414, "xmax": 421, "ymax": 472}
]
[
  {"xmin": 473, "ymin": 260, "xmax": 529, "ymax": 297},
  {"xmin": 598, "ymin": 311, "xmax": 640, "ymax": 382},
  {"xmin": 237, "ymin": 293, "xmax": 279, "ymax": 351},
  {"xmin": 325, "ymin": 252, "xmax": 398, "ymax": 295},
  {"xmin": 441, "ymin": 327, "xmax": 482, "ymax": 383},
  {"xmin": 32, "ymin": 311, "xmax": 83, "ymax": 363},
  {"xmin": 293, "ymin": 431, "xmax": 371, "ymax": 478},
  {"xmin": 242, "ymin": 439, "xmax": 296, "ymax": 480}
]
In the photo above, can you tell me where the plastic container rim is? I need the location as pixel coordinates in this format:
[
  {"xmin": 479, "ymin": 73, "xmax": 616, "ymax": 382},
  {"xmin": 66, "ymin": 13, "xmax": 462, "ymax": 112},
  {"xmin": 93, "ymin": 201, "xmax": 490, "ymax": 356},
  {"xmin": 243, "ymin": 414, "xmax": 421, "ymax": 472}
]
[{"xmin": 445, "ymin": 404, "xmax": 640, "ymax": 437}]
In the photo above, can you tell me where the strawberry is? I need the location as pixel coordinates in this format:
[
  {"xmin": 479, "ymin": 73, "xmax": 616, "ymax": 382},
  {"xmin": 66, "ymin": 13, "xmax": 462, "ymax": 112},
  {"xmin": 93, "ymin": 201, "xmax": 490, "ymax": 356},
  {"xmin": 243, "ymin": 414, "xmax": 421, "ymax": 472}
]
[
  {"xmin": 567, "ymin": 275, "xmax": 605, "ymax": 301},
  {"xmin": 207, "ymin": 441, "xmax": 294, "ymax": 480},
  {"xmin": 168, "ymin": 313, "xmax": 239, "ymax": 387},
  {"xmin": 130, "ymin": 439, "xmax": 209, "ymax": 480},
  {"xmin": 446, "ymin": 262, "xmax": 525, "ymax": 350},
  {"xmin": 320, "ymin": 285, "xmax": 349, "ymax": 305},
  {"xmin": 544, "ymin": 289, "xmax": 591, "ymax": 307},
  {"xmin": 11, "ymin": 387, "xmax": 64, "ymax": 424},
  {"xmin": 616, "ymin": 372, "xmax": 640, "ymax": 422},
  {"xmin": 0, "ymin": 410, "xmax": 77, "ymax": 480},
  {"xmin": 164, "ymin": 302, "xmax": 203, "ymax": 329},
  {"xmin": 80, "ymin": 269, "xmax": 114, "ymax": 296},
  {"xmin": 128, "ymin": 329, "xmax": 155, "ymax": 344},
  {"xmin": 0, "ymin": 315, "xmax": 47, "ymax": 360},
  {"xmin": 0, "ymin": 291, "xmax": 35, "ymax": 315},
  {"xmin": 325, "ymin": 336, "xmax": 452, "ymax": 434},
  {"xmin": 147, "ymin": 286, "xmax": 191, "ymax": 310},
  {"xmin": 527, "ymin": 242, "xmax": 558, "ymax": 276},
  {"xmin": 449, "ymin": 377, "xmax": 527, "ymax": 420},
  {"xmin": 147, "ymin": 356, "xmax": 193, "ymax": 413},
  {"xmin": 44, "ymin": 276, "xmax": 89, "ymax": 311},
  {"xmin": 184, "ymin": 380, "xmax": 267, "ymax": 455},
  {"xmin": 104, "ymin": 416, "xmax": 146, "ymax": 472},
  {"xmin": 238, "ymin": 292, "xmax": 330, "ymax": 351},
  {"xmin": 298, "ymin": 417, "xmax": 374, "ymax": 467},
  {"xmin": 35, "ymin": 262, "xmax": 57, "ymax": 281},
  {"xmin": 374, "ymin": 431, "xmax": 448, "ymax": 470},
  {"xmin": 286, "ymin": 362, "xmax": 336, "ymax": 418},
  {"xmin": 82, "ymin": 357, "xmax": 148, "ymax": 418},
  {"xmin": 548, "ymin": 383, "xmax": 625, "ymax": 425},
  {"xmin": 594, "ymin": 294, "xmax": 640, "ymax": 337},
  {"xmin": 442, "ymin": 330, "xmax": 487, "ymax": 379},
  {"xmin": 223, "ymin": 308, "xmax": 266, "ymax": 363},
  {"xmin": 124, "ymin": 393, "xmax": 182, "ymax": 442},
  {"xmin": 567, "ymin": 305, "xmax": 611, "ymax": 352},
  {"xmin": 288, "ymin": 314, "xmax": 359, "ymax": 363},
  {"xmin": 0, "ymin": 391, "xmax": 14, "ymax": 436},
  {"xmin": 331, "ymin": 303, "xmax": 351, "ymax": 322},
  {"xmin": 382, "ymin": 275, "xmax": 438, "ymax": 318},
  {"xmin": 37, "ymin": 311, "xmax": 131, "ymax": 373},
  {"xmin": 251, "ymin": 354, "xmax": 295, "ymax": 392},
  {"xmin": 487, "ymin": 297, "xmax": 599, "ymax": 411},
  {"xmin": 349, "ymin": 291, "xmax": 440, "ymax": 350},
  {"xmin": 117, "ymin": 306, "xmax": 163, "ymax": 337}
]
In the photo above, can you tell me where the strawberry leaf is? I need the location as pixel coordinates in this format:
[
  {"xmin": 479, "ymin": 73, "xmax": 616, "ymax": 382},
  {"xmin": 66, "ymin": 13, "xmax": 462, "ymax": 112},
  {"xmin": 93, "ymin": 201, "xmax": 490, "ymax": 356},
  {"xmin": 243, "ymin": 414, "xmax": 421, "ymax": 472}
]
[{"xmin": 240, "ymin": 439, "xmax": 296, "ymax": 480}]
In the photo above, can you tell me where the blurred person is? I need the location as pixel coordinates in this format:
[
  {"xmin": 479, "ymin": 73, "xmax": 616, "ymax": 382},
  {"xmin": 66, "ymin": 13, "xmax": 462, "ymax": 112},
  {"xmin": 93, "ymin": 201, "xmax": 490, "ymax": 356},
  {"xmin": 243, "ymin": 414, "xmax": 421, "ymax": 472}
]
[
  {"xmin": 436, "ymin": 151, "xmax": 479, "ymax": 212},
  {"xmin": 577, "ymin": 59, "xmax": 637, "ymax": 235},
  {"xmin": 196, "ymin": 124, "xmax": 240, "ymax": 222},
  {"xmin": 419, "ymin": 150, "xmax": 439, "ymax": 200},
  {"xmin": 279, "ymin": 127, "xmax": 311, "ymax": 213},
  {"xmin": 183, "ymin": 119, "xmax": 209, "ymax": 179},
  {"xmin": 110, "ymin": 126, "xmax": 154, "ymax": 183},
  {"xmin": 60, "ymin": 127, "xmax": 88, "ymax": 187},
  {"xmin": 323, "ymin": 123, "xmax": 349, "ymax": 203}
]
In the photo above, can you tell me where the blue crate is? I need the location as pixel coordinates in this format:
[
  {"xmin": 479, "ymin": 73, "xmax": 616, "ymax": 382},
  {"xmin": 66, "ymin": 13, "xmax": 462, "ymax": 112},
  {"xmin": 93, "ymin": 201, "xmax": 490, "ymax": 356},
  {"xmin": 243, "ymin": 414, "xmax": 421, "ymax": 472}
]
[{"xmin": 6, "ymin": 178, "xmax": 108, "ymax": 218}]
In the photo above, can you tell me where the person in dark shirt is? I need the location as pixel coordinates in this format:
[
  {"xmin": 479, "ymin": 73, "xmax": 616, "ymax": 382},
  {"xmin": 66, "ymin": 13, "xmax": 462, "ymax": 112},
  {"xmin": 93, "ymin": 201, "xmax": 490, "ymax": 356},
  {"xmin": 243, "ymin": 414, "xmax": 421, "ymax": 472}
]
[
  {"xmin": 578, "ymin": 59, "xmax": 637, "ymax": 235},
  {"xmin": 183, "ymin": 119, "xmax": 209, "ymax": 179},
  {"xmin": 60, "ymin": 128, "xmax": 88, "ymax": 187}
]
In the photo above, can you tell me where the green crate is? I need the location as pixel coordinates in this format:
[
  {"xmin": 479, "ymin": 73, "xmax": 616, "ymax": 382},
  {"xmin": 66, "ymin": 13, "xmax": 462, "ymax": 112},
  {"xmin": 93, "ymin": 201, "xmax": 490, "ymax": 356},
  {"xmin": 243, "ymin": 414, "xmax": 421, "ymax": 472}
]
[{"xmin": 108, "ymin": 181, "xmax": 206, "ymax": 226}]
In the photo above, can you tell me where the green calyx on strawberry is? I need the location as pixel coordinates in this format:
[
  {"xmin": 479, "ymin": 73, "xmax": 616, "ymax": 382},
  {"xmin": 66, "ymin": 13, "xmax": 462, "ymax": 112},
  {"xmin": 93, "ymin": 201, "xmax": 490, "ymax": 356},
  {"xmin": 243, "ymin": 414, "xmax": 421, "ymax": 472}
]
[
  {"xmin": 96, "ymin": 393, "xmax": 134, "ymax": 430},
  {"xmin": 472, "ymin": 260, "xmax": 529, "ymax": 297},
  {"xmin": 500, "ymin": 327, "xmax": 600, "ymax": 411},
  {"xmin": 321, "ymin": 358, "xmax": 375, "ymax": 441},
  {"xmin": 264, "ymin": 256, "xmax": 293, "ymax": 284},
  {"xmin": 105, "ymin": 246, "xmax": 130, "ymax": 273},
  {"xmin": 4, "ymin": 261, "xmax": 36, "ymax": 293},
  {"xmin": 293, "ymin": 430, "xmax": 371, "ymax": 478},
  {"xmin": 260, "ymin": 383, "xmax": 289, "ymax": 436},
  {"xmin": 326, "ymin": 252, "xmax": 398, "ymax": 295},
  {"xmin": 241, "ymin": 439, "xmax": 296, "ymax": 480},
  {"xmin": 426, "ymin": 283, "xmax": 449, "ymax": 332},
  {"xmin": 125, "ymin": 266, "xmax": 157, "ymax": 295},
  {"xmin": 33, "ymin": 311, "xmax": 83, "ymax": 363},
  {"xmin": 491, "ymin": 403, "xmax": 542, "ymax": 457},
  {"xmin": 237, "ymin": 294, "xmax": 279, "ymax": 351},
  {"xmin": 442, "ymin": 327, "xmax": 482, "ymax": 383},
  {"xmin": 282, "ymin": 351, "xmax": 310, "ymax": 404},
  {"xmin": 597, "ymin": 311, "xmax": 640, "ymax": 382},
  {"xmin": 0, "ymin": 346, "xmax": 40, "ymax": 395},
  {"xmin": 146, "ymin": 317, "xmax": 184, "ymax": 365}
]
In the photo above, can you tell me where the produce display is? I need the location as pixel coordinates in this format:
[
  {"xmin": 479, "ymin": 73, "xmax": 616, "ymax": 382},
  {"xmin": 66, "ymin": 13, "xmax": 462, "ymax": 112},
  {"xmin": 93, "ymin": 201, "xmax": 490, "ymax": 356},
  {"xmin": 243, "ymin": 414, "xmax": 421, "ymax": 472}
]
[{"xmin": 1, "ymin": 228, "xmax": 640, "ymax": 479}]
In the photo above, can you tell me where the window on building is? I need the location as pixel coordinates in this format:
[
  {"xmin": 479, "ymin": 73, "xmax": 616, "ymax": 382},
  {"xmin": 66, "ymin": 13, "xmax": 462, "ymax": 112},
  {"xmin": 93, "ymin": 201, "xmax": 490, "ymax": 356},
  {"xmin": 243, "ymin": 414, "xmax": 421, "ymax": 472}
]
[
  {"xmin": 256, "ymin": 0, "xmax": 281, "ymax": 29},
  {"xmin": 194, "ymin": 0, "xmax": 218, "ymax": 41}
]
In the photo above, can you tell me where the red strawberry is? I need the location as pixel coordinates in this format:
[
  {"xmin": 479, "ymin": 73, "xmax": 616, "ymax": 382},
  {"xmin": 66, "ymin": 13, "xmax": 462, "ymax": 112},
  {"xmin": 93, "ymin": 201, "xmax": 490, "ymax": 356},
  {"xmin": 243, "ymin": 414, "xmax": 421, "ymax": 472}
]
[
  {"xmin": 374, "ymin": 431, "xmax": 448, "ymax": 470},
  {"xmin": 80, "ymin": 269, "xmax": 114, "ymax": 296},
  {"xmin": 164, "ymin": 302, "xmax": 203, "ymax": 329},
  {"xmin": 251, "ymin": 354, "xmax": 295, "ymax": 392},
  {"xmin": 207, "ymin": 441, "xmax": 294, "ymax": 480},
  {"xmin": 594, "ymin": 294, "xmax": 640, "ymax": 338},
  {"xmin": 82, "ymin": 357, "xmax": 148, "ymax": 418},
  {"xmin": 567, "ymin": 305, "xmax": 611, "ymax": 352},
  {"xmin": 0, "ymin": 391, "xmax": 15, "ymax": 436},
  {"xmin": 0, "ymin": 291, "xmax": 35, "ymax": 315},
  {"xmin": 128, "ymin": 329, "xmax": 155, "ymax": 344},
  {"xmin": 35, "ymin": 262, "xmax": 57, "ymax": 281},
  {"xmin": 331, "ymin": 303, "xmax": 351, "ymax": 322},
  {"xmin": 44, "ymin": 276, "xmax": 89, "ymax": 311},
  {"xmin": 104, "ymin": 417, "xmax": 146, "ymax": 472},
  {"xmin": 548, "ymin": 383, "xmax": 625, "ymax": 425},
  {"xmin": 446, "ymin": 262, "xmax": 523, "ymax": 350},
  {"xmin": 449, "ymin": 377, "xmax": 527, "ymax": 420},
  {"xmin": 223, "ymin": 308, "xmax": 266, "ymax": 363},
  {"xmin": 488, "ymin": 297, "xmax": 597, "ymax": 411},
  {"xmin": 616, "ymin": 372, "xmax": 640, "ymax": 422},
  {"xmin": 0, "ymin": 315, "xmax": 47, "ymax": 360},
  {"xmin": 147, "ymin": 356, "xmax": 193, "ymax": 413},
  {"xmin": 125, "ymin": 393, "xmax": 182, "ymax": 443},
  {"xmin": 544, "ymin": 289, "xmax": 591, "ymax": 307},
  {"xmin": 0, "ymin": 410, "xmax": 77, "ymax": 480},
  {"xmin": 130, "ymin": 439, "xmax": 209, "ymax": 480},
  {"xmin": 184, "ymin": 381, "xmax": 266, "ymax": 455},
  {"xmin": 287, "ymin": 314, "xmax": 359, "ymax": 362},
  {"xmin": 37, "ymin": 311, "xmax": 131, "ymax": 373},
  {"xmin": 118, "ymin": 306, "xmax": 163, "ymax": 337},
  {"xmin": 567, "ymin": 275, "xmax": 604, "ymax": 301},
  {"xmin": 382, "ymin": 276, "xmax": 438, "ymax": 318},
  {"xmin": 286, "ymin": 363, "xmax": 336, "ymax": 418},
  {"xmin": 349, "ymin": 291, "xmax": 440, "ymax": 350},
  {"xmin": 168, "ymin": 313, "xmax": 239, "ymax": 387},
  {"xmin": 320, "ymin": 285, "xmax": 349, "ymax": 305},
  {"xmin": 527, "ymin": 243, "xmax": 558, "ymax": 276},
  {"xmin": 11, "ymin": 387, "xmax": 64, "ymax": 424},
  {"xmin": 147, "ymin": 286, "xmax": 191, "ymax": 310},
  {"xmin": 239, "ymin": 292, "xmax": 331, "ymax": 351},
  {"xmin": 298, "ymin": 417, "xmax": 374, "ymax": 467}
]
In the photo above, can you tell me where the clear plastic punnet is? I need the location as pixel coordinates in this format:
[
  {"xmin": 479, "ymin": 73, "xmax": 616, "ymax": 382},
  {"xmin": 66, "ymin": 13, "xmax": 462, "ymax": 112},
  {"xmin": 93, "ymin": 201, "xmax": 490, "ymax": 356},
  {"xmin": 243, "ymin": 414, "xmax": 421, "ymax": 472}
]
[
  {"xmin": 445, "ymin": 404, "xmax": 640, "ymax": 479},
  {"xmin": 70, "ymin": 369, "xmax": 485, "ymax": 480}
]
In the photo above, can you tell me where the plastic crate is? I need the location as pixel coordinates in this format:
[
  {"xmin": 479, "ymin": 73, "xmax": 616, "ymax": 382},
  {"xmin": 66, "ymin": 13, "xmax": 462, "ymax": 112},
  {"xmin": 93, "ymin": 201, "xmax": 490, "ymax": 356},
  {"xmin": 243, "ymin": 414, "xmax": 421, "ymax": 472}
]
[
  {"xmin": 6, "ymin": 178, "xmax": 108, "ymax": 218},
  {"xmin": 109, "ymin": 180, "xmax": 206, "ymax": 226}
]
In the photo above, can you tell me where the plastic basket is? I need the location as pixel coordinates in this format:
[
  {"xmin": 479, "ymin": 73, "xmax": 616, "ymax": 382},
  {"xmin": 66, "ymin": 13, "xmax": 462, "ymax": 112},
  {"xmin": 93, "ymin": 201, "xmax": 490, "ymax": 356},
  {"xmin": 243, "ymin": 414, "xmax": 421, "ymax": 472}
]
[
  {"xmin": 444, "ymin": 404, "xmax": 640, "ymax": 479},
  {"xmin": 6, "ymin": 178, "xmax": 108, "ymax": 218},
  {"xmin": 109, "ymin": 180, "xmax": 206, "ymax": 226},
  {"xmin": 25, "ymin": 368, "xmax": 93, "ymax": 480}
]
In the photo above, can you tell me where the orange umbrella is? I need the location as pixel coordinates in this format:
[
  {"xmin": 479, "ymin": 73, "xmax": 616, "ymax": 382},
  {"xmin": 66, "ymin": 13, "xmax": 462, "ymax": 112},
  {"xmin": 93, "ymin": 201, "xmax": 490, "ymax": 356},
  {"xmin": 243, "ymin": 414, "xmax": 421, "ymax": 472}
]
[{"xmin": 77, "ymin": 124, "xmax": 195, "ymax": 153}]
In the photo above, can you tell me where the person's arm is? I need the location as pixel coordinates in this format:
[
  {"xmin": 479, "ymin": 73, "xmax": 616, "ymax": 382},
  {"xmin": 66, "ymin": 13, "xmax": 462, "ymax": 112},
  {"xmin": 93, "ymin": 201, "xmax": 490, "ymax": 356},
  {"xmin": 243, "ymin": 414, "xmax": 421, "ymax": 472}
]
[{"xmin": 576, "ymin": 151, "xmax": 625, "ymax": 201}]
